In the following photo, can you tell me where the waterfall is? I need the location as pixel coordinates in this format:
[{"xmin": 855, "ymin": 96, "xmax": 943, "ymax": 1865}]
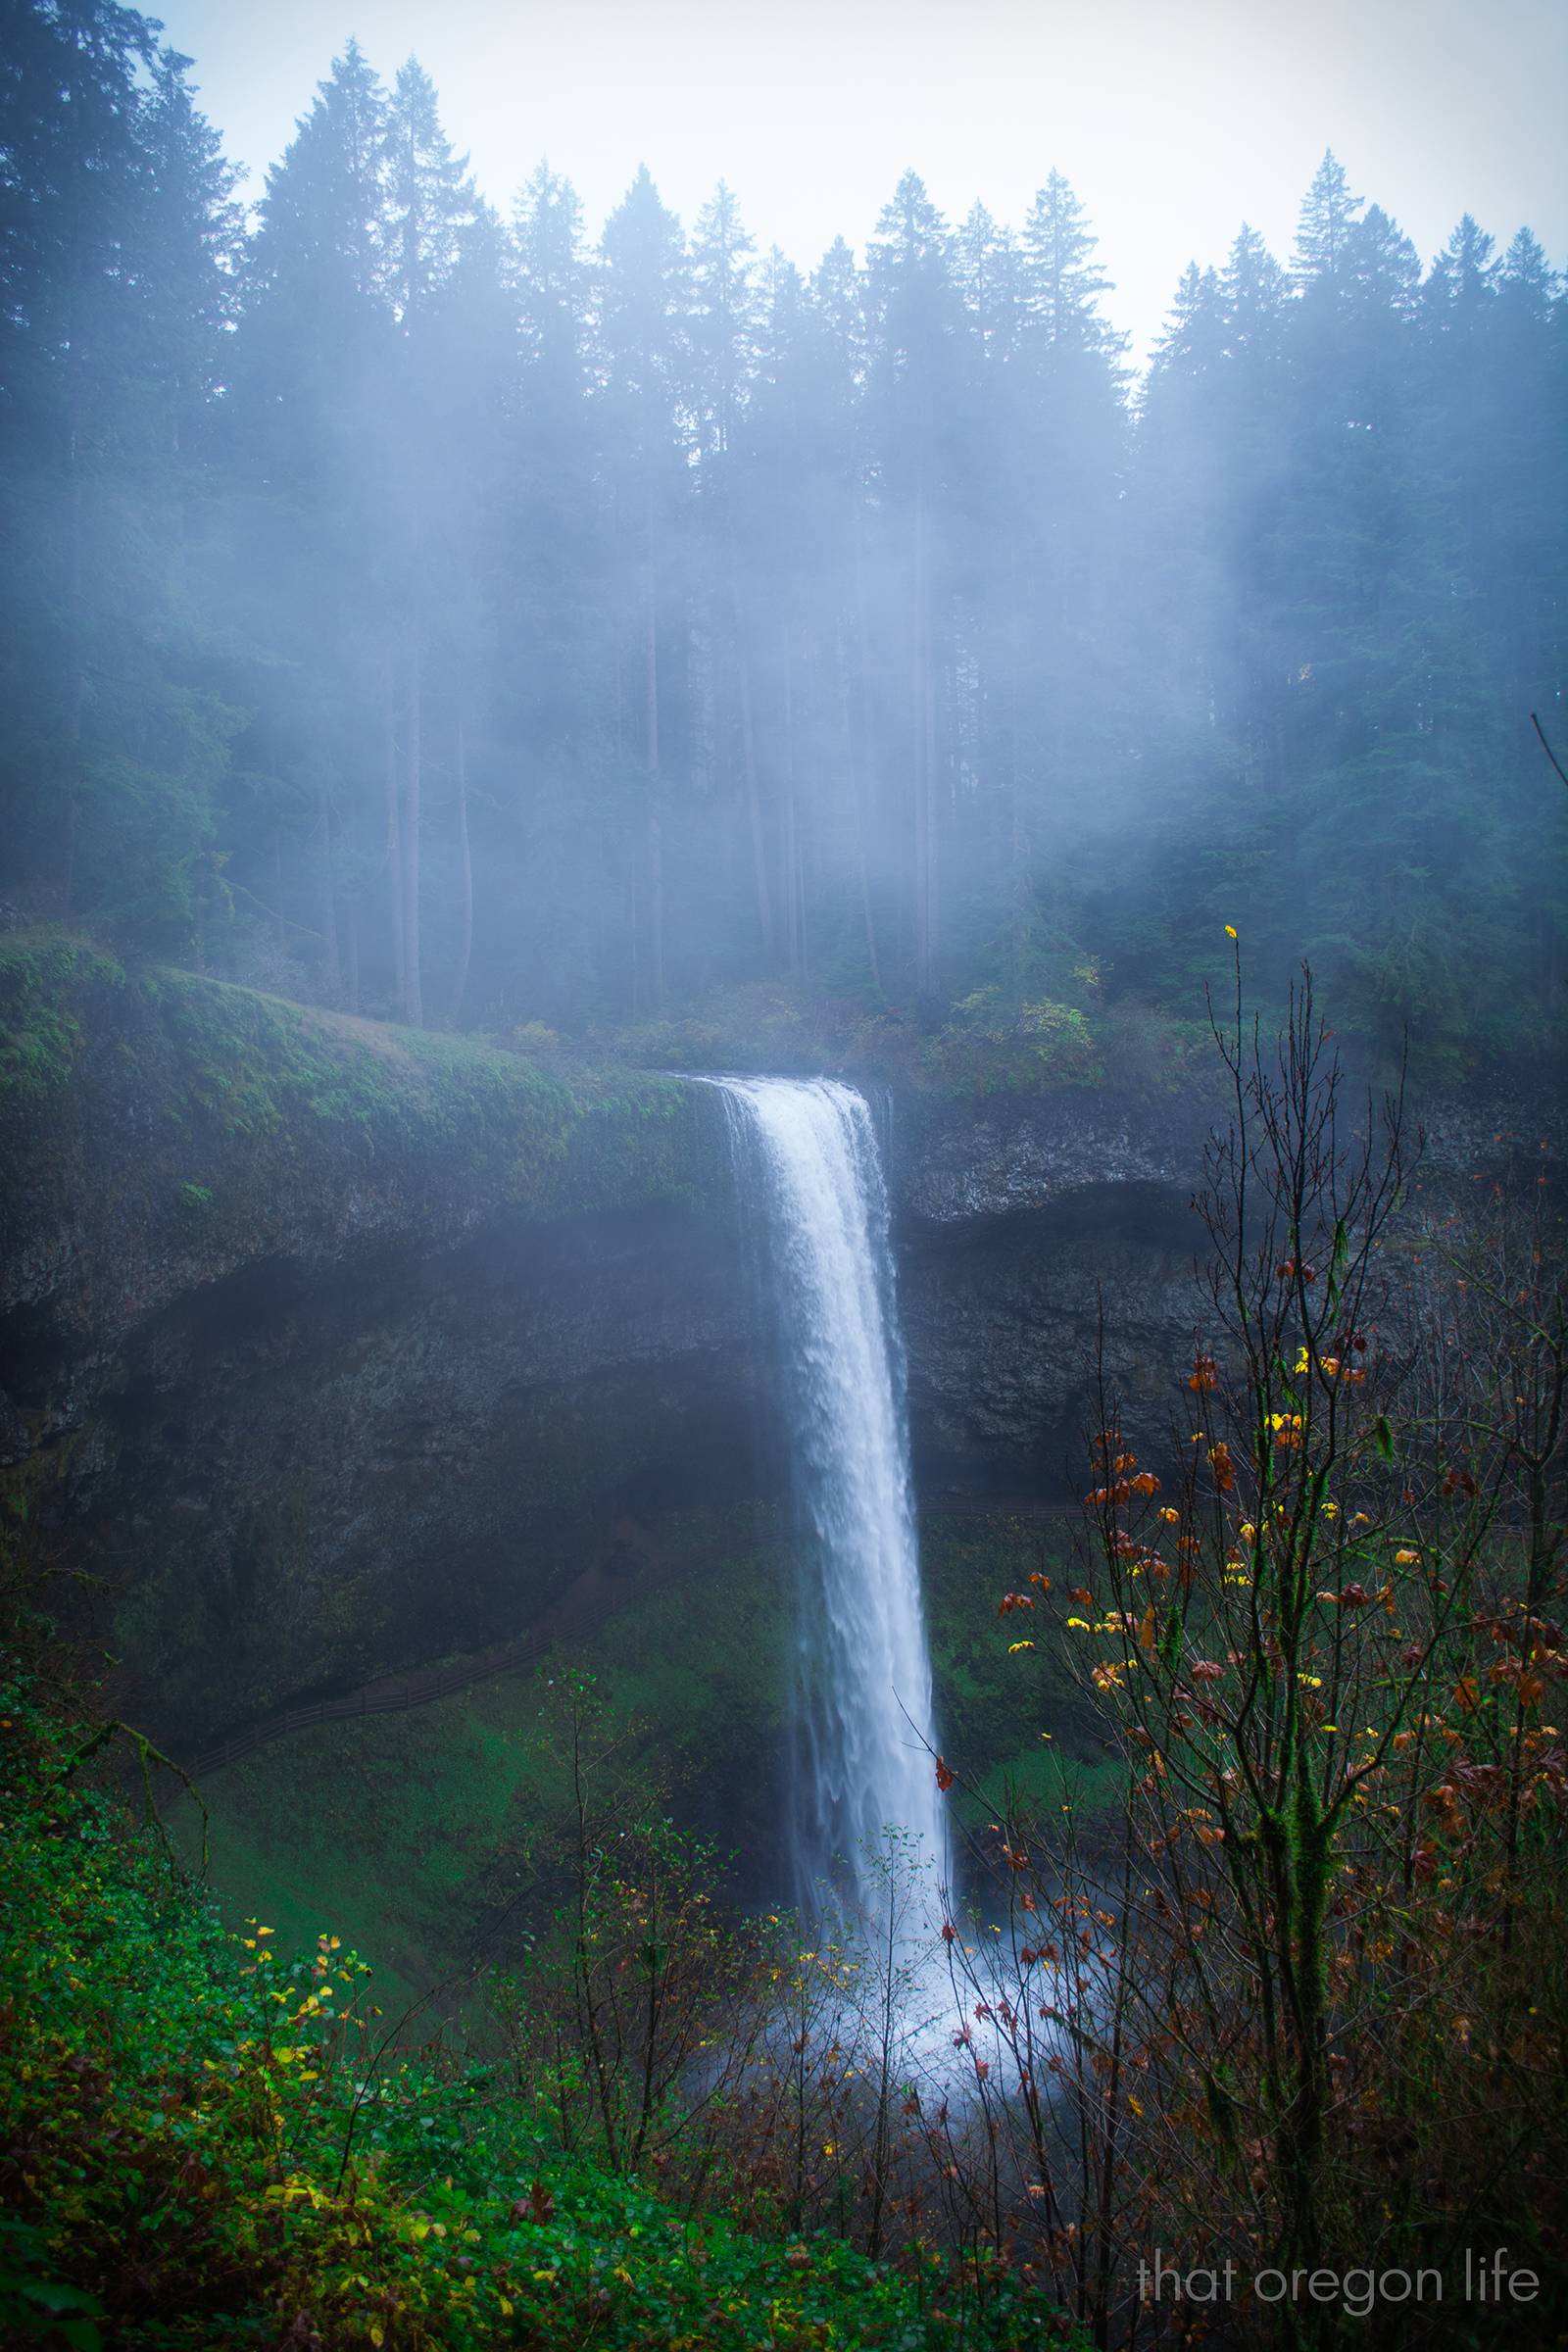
[{"xmin": 702, "ymin": 1075, "xmax": 946, "ymax": 1912}]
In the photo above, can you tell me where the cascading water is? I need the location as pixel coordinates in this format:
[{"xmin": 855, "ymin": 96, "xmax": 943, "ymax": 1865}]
[{"xmin": 701, "ymin": 1075, "xmax": 947, "ymax": 1914}]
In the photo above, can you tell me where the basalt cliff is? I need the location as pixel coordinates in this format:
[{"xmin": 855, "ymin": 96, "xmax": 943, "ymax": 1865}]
[{"xmin": 4, "ymin": 933, "xmax": 1549, "ymax": 1756}]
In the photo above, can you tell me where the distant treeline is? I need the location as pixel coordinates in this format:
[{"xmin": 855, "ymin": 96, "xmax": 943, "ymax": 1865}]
[{"xmin": 1, "ymin": 3, "xmax": 1563, "ymax": 1075}]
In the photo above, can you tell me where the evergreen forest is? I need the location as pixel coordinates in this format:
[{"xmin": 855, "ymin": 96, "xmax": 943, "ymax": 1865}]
[
  {"xmin": 5, "ymin": 9, "xmax": 1568, "ymax": 2347},
  {"xmin": 3, "ymin": 3, "xmax": 1564, "ymax": 1077}
]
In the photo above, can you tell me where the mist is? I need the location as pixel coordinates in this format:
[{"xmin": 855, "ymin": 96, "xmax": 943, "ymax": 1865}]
[
  {"xmin": 4, "ymin": 8, "xmax": 1567, "ymax": 2337},
  {"xmin": 1, "ymin": 7, "xmax": 1562, "ymax": 1081}
]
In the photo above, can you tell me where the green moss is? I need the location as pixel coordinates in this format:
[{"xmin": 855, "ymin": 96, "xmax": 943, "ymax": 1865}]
[
  {"xmin": 172, "ymin": 1510, "xmax": 1113, "ymax": 1993},
  {"xmin": 0, "ymin": 928, "xmax": 123, "ymax": 1105},
  {"xmin": 575, "ymin": 975, "xmax": 1229, "ymax": 1114},
  {"xmin": 0, "ymin": 932, "xmax": 711, "ymax": 1247},
  {"xmin": 8, "ymin": 1649, "xmax": 1091, "ymax": 2347},
  {"xmin": 169, "ymin": 1514, "xmax": 794, "ymax": 1992}
]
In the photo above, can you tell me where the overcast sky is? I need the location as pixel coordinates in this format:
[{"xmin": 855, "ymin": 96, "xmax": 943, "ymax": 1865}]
[{"xmin": 155, "ymin": 0, "xmax": 1566, "ymax": 367}]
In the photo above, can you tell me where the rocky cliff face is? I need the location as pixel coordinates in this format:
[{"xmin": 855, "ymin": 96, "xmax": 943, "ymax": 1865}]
[
  {"xmin": 7, "ymin": 936, "xmax": 1552, "ymax": 1755},
  {"xmin": 891, "ymin": 1094, "xmax": 1213, "ymax": 1496},
  {"xmin": 2, "ymin": 939, "xmax": 744, "ymax": 1746}
]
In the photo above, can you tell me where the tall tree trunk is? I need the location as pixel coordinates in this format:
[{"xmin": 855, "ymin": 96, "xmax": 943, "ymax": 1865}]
[
  {"xmin": 734, "ymin": 585, "xmax": 774, "ymax": 963},
  {"xmin": 448, "ymin": 710, "xmax": 473, "ymax": 1026},
  {"xmin": 913, "ymin": 451, "xmax": 939, "ymax": 1001},
  {"xmin": 646, "ymin": 513, "xmax": 663, "ymax": 1005},
  {"xmin": 648, "ymin": 808, "xmax": 663, "ymax": 1004},
  {"xmin": 628, "ymin": 838, "xmax": 639, "ymax": 1023},
  {"xmin": 1008, "ymin": 567, "xmax": 1028, "ymax": 985},
  {"xmin": 61, "ymin": 216, "xmax": 86, "ymax": 915},
  {"xmin": 62, "ymin": 467, "xmax": 83, "ymax": 914},
  {"xmin": 384, "ymin": 659, "xmax": 406, "ymax": 1012},
  {"xmin": 344, "ymin": 825, "xmax": 360, "ymax": 1016},
  {"xmin": 838, "ymin": 631, "xmax": 881, "ymax": 990},
  {"xmin": 317, "ymin": 781, "xmax": 342, "ymax": 1006},
  {"xmin": 781, "ymin": 624, "xmax": 802, "ymax": 976},
  {"xmin": 853, "ymin": 508, "xmax": 885, "ymax": 977},
  {"xmin": 404, "ymin": 635, "xmax": 423, "ymax": 1028}
]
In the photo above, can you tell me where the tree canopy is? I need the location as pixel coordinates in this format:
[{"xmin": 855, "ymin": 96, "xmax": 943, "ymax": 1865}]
[{"xmin": 2, "ymin": 2, "xmax": 1563, "ymax": 1081}]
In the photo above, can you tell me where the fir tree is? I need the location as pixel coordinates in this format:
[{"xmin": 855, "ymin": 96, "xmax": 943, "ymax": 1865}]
[{"xmin": 1293, "ymin": 149, "xmax": 1363, "ymax": 287}]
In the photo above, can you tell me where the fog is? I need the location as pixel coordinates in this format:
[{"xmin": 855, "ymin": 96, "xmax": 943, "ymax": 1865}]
[
  {"xmin": 2, "ymin": 1, "xmax": 1564, "ymax": 1082},
  {"xmin": 5, "ymin": 12, "xmax": 1566, "ymax": 2327},
  {"xmin": 157, "ymin": 0, "xmax": 1568, "ymax": 370}
]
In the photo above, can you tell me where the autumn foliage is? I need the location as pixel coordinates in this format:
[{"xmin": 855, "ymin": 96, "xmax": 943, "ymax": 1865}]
[{"xmin": 956, "ymin": 960, "xmax": 1567, "ymax": 2343}]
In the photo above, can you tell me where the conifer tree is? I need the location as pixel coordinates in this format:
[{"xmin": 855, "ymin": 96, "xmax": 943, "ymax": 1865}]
[
  {"xmin": 248, "ymin": 39, "xmax": 386, "ymax": 313},
  {"xmin": 0, "ymin": 22, "xmax": 1561, "ymax": 1077},
  {"xmin": 1021, "ymin": 168, "xmax": 1122, "ymax": 355},
  {"xmin": 1221, "ymin": 220, "xmax": 1289, "ymax": 360},
  {"xmin": 379, "ymin": 56, "xmax": 478, "ymax": 322},
  {"xmin": 1292, "ymin": 148, "xmax": 1362, "ymax": 287},
  {"xmin": 865, "ymin": 172, "xmax": 959, "ymax": 999},
  {"xmin": 690, "ymin": 180, "xmax": 758, "ymax": 464},
  {"xmin": 599, "ymin": 166, "xmax": 691, "ymax": 1007}
]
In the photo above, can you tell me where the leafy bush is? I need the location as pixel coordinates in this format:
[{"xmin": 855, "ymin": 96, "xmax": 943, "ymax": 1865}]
[
  {"xmin": 939, "ymin": 961, "xmax": 1568, "ymax": 2343},
  {"xmin": 0, "ymin": 1623, "xmax": 1089, "ymax": 2347}
]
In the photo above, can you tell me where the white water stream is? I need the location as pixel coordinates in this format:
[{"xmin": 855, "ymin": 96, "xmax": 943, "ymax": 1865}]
[{"xmin": 701, "ymin": 1075, "xmax": 948, "ymax": 1914}]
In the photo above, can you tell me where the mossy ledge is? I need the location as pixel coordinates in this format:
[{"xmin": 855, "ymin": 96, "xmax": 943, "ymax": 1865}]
[
  {"xmin": 0, "ymin": 935, "xmax": 741, "ymax": 1750},
  {"xmin": 0, "ymin": 931, "xmax": 712, "ymax": 1375}
]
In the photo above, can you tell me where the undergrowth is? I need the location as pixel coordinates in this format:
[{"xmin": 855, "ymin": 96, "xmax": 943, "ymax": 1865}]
[{"xmin": 0, "ymin": 1626, "xmax": 1089, "ymax": 2349}]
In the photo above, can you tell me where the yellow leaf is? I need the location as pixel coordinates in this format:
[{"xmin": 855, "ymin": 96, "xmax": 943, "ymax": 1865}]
[{"xmin": 1225, "ymin": 925, "xmax": 1238, "ymax": 939}]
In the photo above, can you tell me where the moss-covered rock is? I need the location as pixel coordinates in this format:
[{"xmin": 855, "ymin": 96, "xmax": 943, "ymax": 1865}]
[
  {"xmin": 1, "ymin": 929, "xmax": 714, "ymax": 1372},
  {"xmin": 0, "ymin": 936, "xmax": 744, "ymax": 1747}
]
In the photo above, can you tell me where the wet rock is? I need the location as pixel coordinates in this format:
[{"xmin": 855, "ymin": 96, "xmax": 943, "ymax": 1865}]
[{"xmin": 5, "ymin": 943, "xmax": 1557, "ymax": 1753}]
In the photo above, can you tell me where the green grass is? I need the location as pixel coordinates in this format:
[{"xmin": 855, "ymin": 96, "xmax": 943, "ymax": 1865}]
[
  {"xmin": 169, "ymin": 1518, "xmax": 797, "ymax": 1997},
  {"xmin": 3, "ymin": 1636, "xmax": 1092, "ymax": 2350},
  {"xmin": 172, "ymin": 1511, "xmax": 1113, "ymax": 2007},
  {"xmin": 0, "ymin": 927, "xmax": 713, "ymax": 1243}
]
